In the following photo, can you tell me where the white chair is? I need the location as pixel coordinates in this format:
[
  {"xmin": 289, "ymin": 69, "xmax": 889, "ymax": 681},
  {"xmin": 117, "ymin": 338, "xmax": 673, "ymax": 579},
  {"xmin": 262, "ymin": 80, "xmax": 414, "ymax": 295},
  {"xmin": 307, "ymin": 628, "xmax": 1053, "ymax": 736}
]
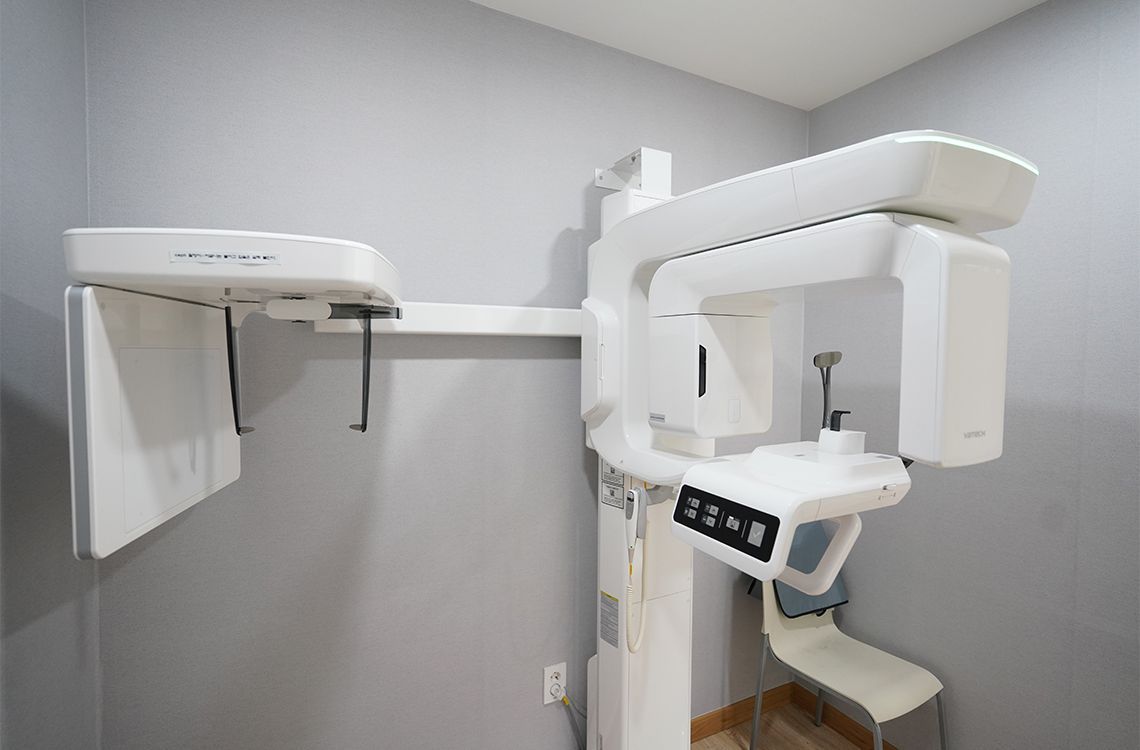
[{"xmin": 748, "ymin": 580, "xmax": 948, "ymax": 750}]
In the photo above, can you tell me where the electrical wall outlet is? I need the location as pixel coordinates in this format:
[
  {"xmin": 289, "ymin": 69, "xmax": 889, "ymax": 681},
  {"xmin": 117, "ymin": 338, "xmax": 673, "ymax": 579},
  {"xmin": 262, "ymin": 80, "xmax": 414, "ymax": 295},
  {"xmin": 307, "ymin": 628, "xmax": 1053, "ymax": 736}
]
[{"xmin": 543, "ymin": 662, "xmax": 566, "ymax": 705}]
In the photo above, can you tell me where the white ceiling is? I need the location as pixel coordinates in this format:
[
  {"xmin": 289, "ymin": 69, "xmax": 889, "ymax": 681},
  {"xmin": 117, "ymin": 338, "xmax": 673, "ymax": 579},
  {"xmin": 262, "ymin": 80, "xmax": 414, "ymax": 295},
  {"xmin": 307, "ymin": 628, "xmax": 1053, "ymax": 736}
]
[{"xmin": 470, "ymin": 0, "xmax": 1048, "ymax": 110}]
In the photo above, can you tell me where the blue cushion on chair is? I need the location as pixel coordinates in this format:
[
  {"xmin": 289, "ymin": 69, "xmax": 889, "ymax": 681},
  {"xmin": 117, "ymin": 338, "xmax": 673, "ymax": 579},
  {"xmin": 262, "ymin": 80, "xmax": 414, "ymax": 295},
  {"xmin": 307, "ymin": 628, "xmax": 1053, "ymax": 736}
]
[{"xmin": 747, "ymin": 521, "xmax": 848, "ymax": 617}]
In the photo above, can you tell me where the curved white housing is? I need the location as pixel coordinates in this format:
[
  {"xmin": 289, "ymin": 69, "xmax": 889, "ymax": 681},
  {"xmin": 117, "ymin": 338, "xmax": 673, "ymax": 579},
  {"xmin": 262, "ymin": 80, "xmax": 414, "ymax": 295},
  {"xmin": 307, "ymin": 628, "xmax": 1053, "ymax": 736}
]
[
  {"xmin": 583, "ymin": 130, "xmax": 1035, "ymax": 485},
  {"xmin": 649, "ymin": 213, "xmax": 1011, "ymax": 468},
  {"xmin": 64, "ymin": 227, "xmax": 402, "ymax": 314},
  {"xmin": 675, "ymin": 443, "xmax": 911, "ymax": 595}
]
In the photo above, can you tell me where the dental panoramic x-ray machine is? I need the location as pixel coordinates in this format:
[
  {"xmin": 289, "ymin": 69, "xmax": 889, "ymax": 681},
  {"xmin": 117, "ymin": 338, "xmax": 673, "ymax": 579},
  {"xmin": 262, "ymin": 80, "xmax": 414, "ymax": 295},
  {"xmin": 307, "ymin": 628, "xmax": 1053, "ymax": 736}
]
[
  {"xmin": 61, "ymin": 131, "xmax": 1035, "ymax": 750},
  {"xmin": 582, "ymin": 132, "xmax": 1036, "ymax": 749}
]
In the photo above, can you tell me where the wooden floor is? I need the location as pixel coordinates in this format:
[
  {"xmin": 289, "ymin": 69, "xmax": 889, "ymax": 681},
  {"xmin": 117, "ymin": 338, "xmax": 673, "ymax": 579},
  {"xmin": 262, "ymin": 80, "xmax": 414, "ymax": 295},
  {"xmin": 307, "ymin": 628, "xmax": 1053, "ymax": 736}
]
[{"xmin": 692, "ymin": 703, "xmax": 859, "ymax": 750}]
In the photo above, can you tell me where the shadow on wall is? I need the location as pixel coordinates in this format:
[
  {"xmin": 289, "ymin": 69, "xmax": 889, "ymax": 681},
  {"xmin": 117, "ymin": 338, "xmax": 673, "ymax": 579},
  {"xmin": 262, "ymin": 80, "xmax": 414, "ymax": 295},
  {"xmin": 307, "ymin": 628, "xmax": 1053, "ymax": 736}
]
[
  {"xmin": 726, "ymin": 572, "xmax": 768, "ymax": 696},
  {"xmin": 0, "ymin": 293, "xmax": 97, "ymax": 638},
  {"xmin": 526, "ymin": 181, "xmax": 604, "ymax": 311},
  {"xmin": 90, "ymin": 322, "xmax": 403, "ymax": 747},
  {"xmin": 556, "ymin": 182, "xmax": 604, "ymax": 493},
  {"xmin": 95, "ymin": 310, "xmax": 592, "ymax": 747},
  {"xmin": 95, "ymin": 444, "xmax": 392, "ymax": 746}
]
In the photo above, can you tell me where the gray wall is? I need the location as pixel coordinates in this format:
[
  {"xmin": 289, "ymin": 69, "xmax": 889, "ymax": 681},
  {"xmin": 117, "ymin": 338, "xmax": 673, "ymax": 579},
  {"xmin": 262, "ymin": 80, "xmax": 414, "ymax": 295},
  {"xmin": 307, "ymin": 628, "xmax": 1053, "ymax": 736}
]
[
  {"xmin": 6, "ymin": 0, "xmax": 1136, "ymax": 748},
  {"xmin": 803, "ymin": 0, "xmax": 1139, "ymax": 747},
  {"xmin": 0, "ymin": 0, "xmax": 100, "ymax": 748},
  {"xmin": 80, "ymin": 1, "xmax": 806, "ymax": 747}
]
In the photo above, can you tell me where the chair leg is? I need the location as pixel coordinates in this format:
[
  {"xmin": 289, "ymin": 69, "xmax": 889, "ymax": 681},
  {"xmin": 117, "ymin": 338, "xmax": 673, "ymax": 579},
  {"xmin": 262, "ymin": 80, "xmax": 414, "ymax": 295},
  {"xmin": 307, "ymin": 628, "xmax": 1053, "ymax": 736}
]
[
  {"xmin": 936, "ymin": 691, "xmax": 949, "ymax": 750},
  {"xmin": 748, "ymin": 635, "xmax": 769, "ymax": 750},
  {"xmin": 872, "ymin": 722, "xmax": 884, "ymax": 750},
  {"xmin": 813, "ymin": 688, "xmax": 824, "ymax": 727}
]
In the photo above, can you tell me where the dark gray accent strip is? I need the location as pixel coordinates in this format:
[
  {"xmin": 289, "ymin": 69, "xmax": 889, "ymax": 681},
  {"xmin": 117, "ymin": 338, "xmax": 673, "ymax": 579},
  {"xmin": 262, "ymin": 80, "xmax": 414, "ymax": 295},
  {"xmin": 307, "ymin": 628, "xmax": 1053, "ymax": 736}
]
[{"xmin": 698, "ymin": 344, "xmax": 707, "ymax": 398}]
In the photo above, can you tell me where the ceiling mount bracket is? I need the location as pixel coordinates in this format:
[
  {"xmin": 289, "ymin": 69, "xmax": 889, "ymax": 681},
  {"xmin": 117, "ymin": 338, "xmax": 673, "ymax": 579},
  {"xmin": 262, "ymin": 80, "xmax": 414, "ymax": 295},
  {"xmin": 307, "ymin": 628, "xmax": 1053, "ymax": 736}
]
[{"xmin": 594, "ymin": 147, "xmax": 672, "ymax": 197}]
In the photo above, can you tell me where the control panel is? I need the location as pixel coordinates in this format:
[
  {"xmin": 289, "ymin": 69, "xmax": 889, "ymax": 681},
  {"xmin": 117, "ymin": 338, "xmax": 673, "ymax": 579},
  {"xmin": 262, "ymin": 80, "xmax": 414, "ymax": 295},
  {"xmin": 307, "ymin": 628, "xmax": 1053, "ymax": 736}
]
[{"xmin": 673, "ymin": 484, "xmax": 780, "ymax": 563}]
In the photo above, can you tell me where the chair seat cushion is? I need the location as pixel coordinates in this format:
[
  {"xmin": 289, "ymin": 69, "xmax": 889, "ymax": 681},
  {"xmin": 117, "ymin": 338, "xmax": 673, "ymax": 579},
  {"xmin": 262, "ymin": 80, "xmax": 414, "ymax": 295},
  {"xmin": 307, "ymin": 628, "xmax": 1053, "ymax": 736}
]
[{"xmin": 771, "ymin": 629, "xmax": 944, "ymax": 723}]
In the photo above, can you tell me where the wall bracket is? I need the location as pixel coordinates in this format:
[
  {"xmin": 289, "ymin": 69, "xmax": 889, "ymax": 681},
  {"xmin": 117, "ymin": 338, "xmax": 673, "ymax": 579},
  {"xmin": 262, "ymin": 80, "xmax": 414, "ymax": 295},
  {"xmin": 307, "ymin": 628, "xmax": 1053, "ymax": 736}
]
[{"xmin": 594, "ymin": 147, "xmax": 673, "ymax": 197}]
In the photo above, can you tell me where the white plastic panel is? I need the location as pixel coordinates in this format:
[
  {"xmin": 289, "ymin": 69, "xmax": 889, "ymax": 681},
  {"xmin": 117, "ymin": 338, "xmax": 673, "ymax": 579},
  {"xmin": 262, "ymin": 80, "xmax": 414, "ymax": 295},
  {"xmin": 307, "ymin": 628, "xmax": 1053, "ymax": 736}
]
[
  {"xmin": 627, "ymin": 591, "xmax": 691, "ymax": 749},
  {"xmin": 595, "ymin": 466, "xmax": 693, "ymax": 750},
  {"xmin": 580, "ymin": 301, "xmax": 606, "ymax": 420},
  {"xmin": 672, "ymin": 445, "xmax": 909, "ymax": 593},
  {"xmin": 313, "ymin": 301, "xmax": 581, "ymax": 337},
  {"xmin": 67, "ymin": 285, "xmax": 240, "ymax": 559},
  {"xmin": 63, "ymin": 227, "xmax": 402, "ymax": 311},
  {"xmin": 647, "ymin": 313, "xmax": 772, "ymax": 438},
  {"xmin": 896, "ymin": 221, "xmax": 1011, "ymax": 467},
  {"xmin": 627, "ymin": 505, "xmax": 693, "ymax": 750},
  {"xmin": 603, "ymin": 131, "xmax": 1035, "ymax": 271},
  {"xmin": 791, "ymin": 132, "xmax": 1037, "ymax": 233}
]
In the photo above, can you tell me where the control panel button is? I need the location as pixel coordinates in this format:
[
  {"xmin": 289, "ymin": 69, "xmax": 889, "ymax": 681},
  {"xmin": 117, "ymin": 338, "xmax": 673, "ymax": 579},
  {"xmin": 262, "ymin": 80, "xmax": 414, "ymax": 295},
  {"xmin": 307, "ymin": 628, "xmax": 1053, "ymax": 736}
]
[
  {"xmin": 675, "ymin": 487, "xmax": 781, "ymax": 564},
  {"xmin": 747, "ymin": 520, "xmax": 767, "ymax": 548}
]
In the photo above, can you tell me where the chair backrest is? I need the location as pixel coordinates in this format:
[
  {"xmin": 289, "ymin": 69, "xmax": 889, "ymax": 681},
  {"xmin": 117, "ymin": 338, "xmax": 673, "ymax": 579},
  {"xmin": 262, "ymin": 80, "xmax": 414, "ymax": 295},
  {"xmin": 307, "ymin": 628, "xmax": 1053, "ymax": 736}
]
[{"xmin": 761, "ymin": 579, "xmax": 837, "ymax": 642}]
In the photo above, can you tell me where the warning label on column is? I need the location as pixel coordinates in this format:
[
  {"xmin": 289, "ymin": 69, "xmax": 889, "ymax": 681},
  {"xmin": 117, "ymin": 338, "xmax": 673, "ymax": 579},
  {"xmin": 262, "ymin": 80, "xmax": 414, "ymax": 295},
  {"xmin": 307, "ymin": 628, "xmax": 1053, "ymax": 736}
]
[
  {"xmin": 599, "ymin": 590, "xmax": 620, "ymax": 648},
  {"xmin": 600, "ymin": 482, "xmax": 623, "ymax": 509},
  {"xmin": 600, "ymin": 459, "xmax": 625, "ymax": 509}
]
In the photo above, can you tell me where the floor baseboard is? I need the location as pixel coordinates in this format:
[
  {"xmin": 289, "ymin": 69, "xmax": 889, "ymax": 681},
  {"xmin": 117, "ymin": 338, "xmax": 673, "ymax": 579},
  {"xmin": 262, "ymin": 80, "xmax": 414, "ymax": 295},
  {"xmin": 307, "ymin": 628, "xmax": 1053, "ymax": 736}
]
[
  {"xmin": 691, "ymin": 684, "xmax": 792, "ymax": 742},
  {"xmin": 690, "ymin": 682, "xmax": 900, "ymax": 750},
  {"xmin": 789, "ymin": 683, "xmax": 899, "ymax": 750}
]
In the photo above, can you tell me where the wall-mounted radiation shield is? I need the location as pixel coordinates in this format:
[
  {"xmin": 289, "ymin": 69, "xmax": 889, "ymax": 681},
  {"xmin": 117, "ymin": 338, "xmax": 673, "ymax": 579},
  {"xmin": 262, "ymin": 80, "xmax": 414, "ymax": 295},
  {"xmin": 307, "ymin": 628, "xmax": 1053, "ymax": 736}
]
[{"xmin": 66, "ymin": 285, "xmax": 240, "ymax": 559}]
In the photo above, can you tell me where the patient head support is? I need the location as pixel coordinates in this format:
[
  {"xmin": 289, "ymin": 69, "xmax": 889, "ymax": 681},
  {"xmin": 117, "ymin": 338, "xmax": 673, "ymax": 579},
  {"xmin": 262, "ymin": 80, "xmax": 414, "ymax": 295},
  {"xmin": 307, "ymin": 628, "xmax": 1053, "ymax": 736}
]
[{"xmin": 813, "ymin": 350, "xmax": 843, "ymax": 430}]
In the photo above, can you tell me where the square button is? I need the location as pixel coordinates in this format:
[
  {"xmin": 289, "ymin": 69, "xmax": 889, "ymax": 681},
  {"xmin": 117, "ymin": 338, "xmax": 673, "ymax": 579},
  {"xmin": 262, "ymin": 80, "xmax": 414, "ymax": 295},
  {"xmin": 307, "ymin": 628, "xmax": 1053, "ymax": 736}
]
[
  {"xmin": 684, "ymin": 507, "xmax": 698, "ymax": 519},
  {"xmin": 687, "ymin": 497, "xmax": 700, "ymax": 509},
  {"xmin": 747, "ymin": 521, "xmax": 767, "ymax": 548},
  {"xmin": 726, "ymin": 516, "xmax": 740, "ymax": 532},
  {"xmin": 707, "ymin": 505, "xmax": 719, "ymax": 516},
  {"xmin": 702, "ymin": 515, "xmax": 716, "ymax": 527}
]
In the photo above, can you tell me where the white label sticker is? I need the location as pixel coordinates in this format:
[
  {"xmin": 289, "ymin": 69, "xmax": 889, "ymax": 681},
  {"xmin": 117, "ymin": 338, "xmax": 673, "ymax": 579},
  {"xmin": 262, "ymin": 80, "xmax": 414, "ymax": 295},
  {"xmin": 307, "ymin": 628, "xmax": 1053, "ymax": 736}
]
[
  {"xmin": 601, "ymin": 483, "xmax": 624, "ymax": 509},
  {"xmin": 599, "ymin": 591, "xmax": 619, "ymax": 648},
  {"xmin": 600, "ymin": 458, "xmax": 625, "ymax": 509},
  {"xmin": 600, "ymin": 459, "xmax": 624, "ymax": 488},
  {"xmin": 170, "ymin": 250, "xmax": 280, "ymax": 265}
]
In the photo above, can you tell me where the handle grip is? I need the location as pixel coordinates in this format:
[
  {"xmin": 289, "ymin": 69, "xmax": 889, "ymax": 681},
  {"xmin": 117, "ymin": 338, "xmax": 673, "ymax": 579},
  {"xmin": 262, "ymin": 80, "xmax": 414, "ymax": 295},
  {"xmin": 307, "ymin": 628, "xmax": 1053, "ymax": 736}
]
[{"xmin": 775, "ymin": 514, "xmax": 862, "ymax": 596}]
